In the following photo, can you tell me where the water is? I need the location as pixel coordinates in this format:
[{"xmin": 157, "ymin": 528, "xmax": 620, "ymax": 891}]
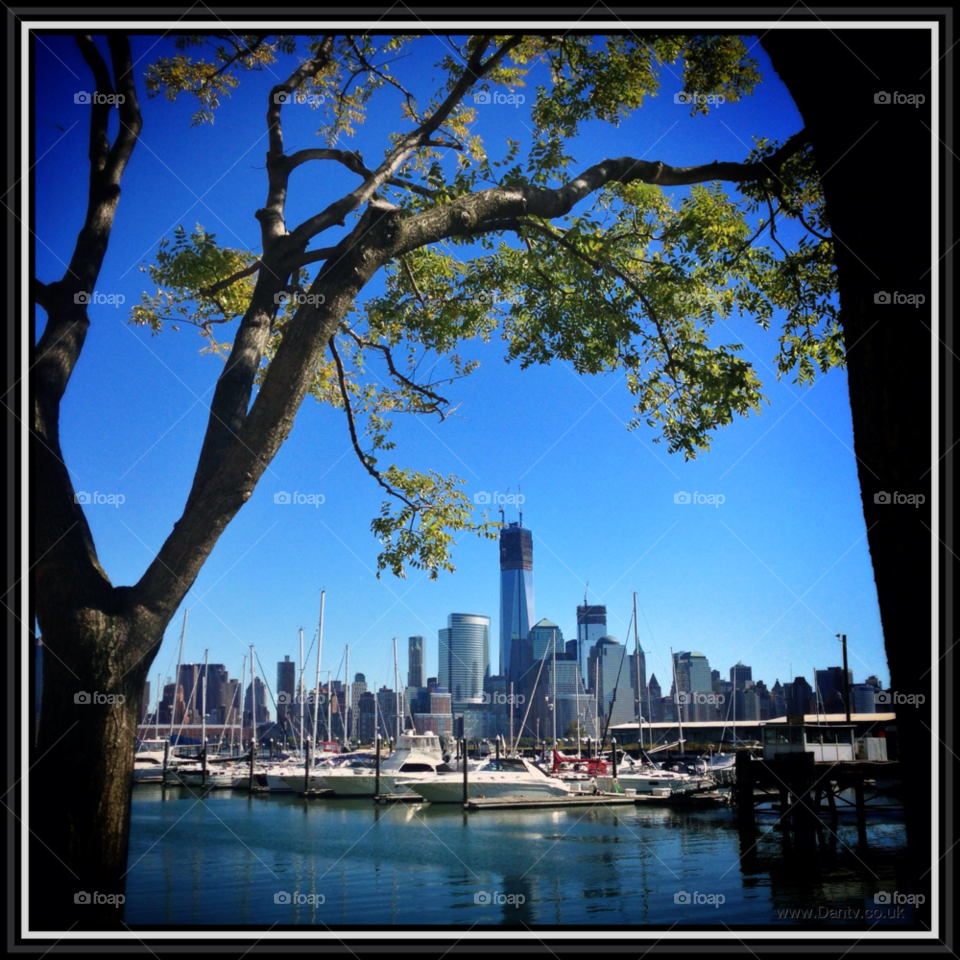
[{"xmin": 125, "ymin": 786, "xmax": 919, "ymax": 928}]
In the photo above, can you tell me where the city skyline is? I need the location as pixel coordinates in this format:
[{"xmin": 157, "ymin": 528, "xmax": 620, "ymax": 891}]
[{"xmin": 34, "ymin": 35, "xmax": 890, "ymax": 719}]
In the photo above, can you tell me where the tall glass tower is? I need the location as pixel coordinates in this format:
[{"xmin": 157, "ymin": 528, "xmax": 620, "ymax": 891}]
[
  {"xmin": 407, "ymin": 635, "xmax": 426, "ymax": 688},
  {"xmin": 499, "ymin": 522, "xmax": 534, "ymax": 688},
  {"xmin": 438, "ymin": 613, "xmax": 490, "ymax": 705}
]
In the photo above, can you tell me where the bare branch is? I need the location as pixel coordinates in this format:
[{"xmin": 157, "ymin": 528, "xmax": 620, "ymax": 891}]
[{"xmin": 328, "ymin": 337, "xmax": 417, "ymax": 509}]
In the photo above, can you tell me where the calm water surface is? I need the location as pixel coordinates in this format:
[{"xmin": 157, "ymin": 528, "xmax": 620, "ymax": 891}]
[{"xmin": 125, "ymin": 785, "xmax": 917, "ymax": 928}]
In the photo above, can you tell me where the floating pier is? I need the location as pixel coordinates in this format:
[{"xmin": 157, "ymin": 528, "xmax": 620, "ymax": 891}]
[
  {"xmin": 464, "ymin": 792, "xmax": 636, "ymax": 810},
  {"xmin": 373, "ymin": 794, "xmax": 424, "ymax": 804}
]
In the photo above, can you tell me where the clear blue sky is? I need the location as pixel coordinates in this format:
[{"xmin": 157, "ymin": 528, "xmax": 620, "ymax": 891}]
[{"xmin": 33, "ymin": 33, "xmax": 887, "ymax": 704}]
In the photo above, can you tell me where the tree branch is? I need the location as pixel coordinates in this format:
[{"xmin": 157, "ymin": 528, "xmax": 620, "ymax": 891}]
[{"xmin": 329, "ymin": 337, "xmax": 416, "ymax": 511}]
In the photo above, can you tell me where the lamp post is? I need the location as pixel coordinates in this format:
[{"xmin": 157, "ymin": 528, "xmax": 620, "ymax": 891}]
[{"xmin": 836, "ymin": 634, "xmax": 851, "ymax": 723}]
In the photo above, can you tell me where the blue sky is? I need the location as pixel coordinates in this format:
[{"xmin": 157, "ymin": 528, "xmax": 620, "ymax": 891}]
[{"xmin": 33, "ymin": 33, "xmax": 887, "ymax": 704}]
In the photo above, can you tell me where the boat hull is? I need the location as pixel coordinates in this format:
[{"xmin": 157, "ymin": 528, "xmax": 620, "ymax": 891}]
[{"xmin": 406, "ymin": 777, "xmax": 573, "ymax": 803}]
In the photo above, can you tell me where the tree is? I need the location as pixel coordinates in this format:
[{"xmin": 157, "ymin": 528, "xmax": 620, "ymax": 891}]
[
  {"xmin": 32, "ymin": 31, "xmax": 898, "ymax": 926},
  {"xmin": 759, "ymin": 31, "xmax": 933, "ymax": 914}
]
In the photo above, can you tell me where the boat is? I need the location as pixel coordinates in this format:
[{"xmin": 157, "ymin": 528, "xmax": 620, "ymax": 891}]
[
  {"xmin": 282, "ymin": 751, "xmax": 376, "ymax": 794},
  {"xmin": 320, "ymin": 731, "xmax": 447, "ymax": 796},
  {"xmin": 398, "ymin": 755, "xmax": 575, "ymax": 803},
  {"xmin": 594, "ymin": 755, "xmax": 715, "ymax": 795},
  {"xmin": 133, "ymin": 739, "xmax": 182, "ymax": 783},
  {"xmin": 173, "ymin": 763, "xmax": 238, "ymax": 789}
]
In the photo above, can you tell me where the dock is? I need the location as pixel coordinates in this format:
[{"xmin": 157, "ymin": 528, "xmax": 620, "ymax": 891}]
[
  {"xmin": 373, "ymin": 794, "xmax": 424, "ymax": 804},
  {"xmin": 464, "ymin": 792, "xmax": 636, "ymax": 810}
]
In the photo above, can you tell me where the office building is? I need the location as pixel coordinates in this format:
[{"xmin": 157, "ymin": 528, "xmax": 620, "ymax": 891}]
[
  {"xmin": 576, "ymin": 603, "xmax": 607, "ymax": 680},
  {"xmin": 408, "ymin": 635, "xmax": 426, "ymax": 689},
  {"xmin": 277, "ymin": 655, "xmax": 296, "ymax": 726},
  {"xmin": 499, "ymin": 522, "xmax": 534, "ymax": 686},
  {"xmin": 438, "ymin": 613, "xmax": 490, "ymax": 706}
]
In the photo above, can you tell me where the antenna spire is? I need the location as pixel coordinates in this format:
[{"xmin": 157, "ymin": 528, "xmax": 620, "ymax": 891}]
[{"xmin": 518, "ymin": 483, "xmax": 523, "ymax": 526}]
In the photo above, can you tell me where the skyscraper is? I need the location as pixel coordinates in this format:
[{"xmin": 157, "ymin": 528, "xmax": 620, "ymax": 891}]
[
  {"xmin": 439, "ymin": 613, "xmax": 490, "ymax": 705},
  {"xmin": 277, "ymin": 655, "xmax": 296, "ymax": 726},
  {"xmin": 408, "ymin": 635, "xmax": 426, "ymax": 689},
  {"xmin": 576, "ymin": 604, "xmax": 607, "ymax": 679},
  {"xmin": 499, "ymin": 522, "xmax": 534, "ymax": 686}
]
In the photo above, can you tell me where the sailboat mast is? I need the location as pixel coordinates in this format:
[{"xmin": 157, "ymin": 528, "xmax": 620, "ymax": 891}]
[
  {"xmin": 201, "ymin": 648, "xmax": 208, "ymax": 785},
  {"xmin": 344, "ymin": 643, "xmax": 350, "ymax": 745},
  {"xmin": 393, "ymin": 637, "xmax": 400, "ymax": 740},
  {"xmin": 250, "ymin": 645, "xmax": 256, "ymax": 761},
  {"xmin": 313, "ymin": 591, "xmax": 325, "ymax": 749},
  {"xmin": 551, "ymin": 627, "xmax": 557, "ymax": 749},
  {"xmin": 298, "ymin": 627, "xmax": 305, "ymax": 757},
  {"xmin": 237, "ymin": 655, "xmax": 246, "ymax": 758},
  {"xmin": 327, "ymin": 670, "xmax": 332, "ymax": 743},
  {"xmin": 170, "ymin": 608, "xmax": 188, "ymax": 740},
  {"xmin": 671, "ymin": 647, "xmax": 684, "ymax": 756},
  {"xmin": 633, "ymin": 592, "xmax": 642, "ymax": 756}
]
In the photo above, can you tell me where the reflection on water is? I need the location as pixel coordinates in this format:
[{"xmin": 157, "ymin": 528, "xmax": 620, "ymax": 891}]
[{"xmin": 124, "ymin": 785, "xmax": 921, "ymax": 928}]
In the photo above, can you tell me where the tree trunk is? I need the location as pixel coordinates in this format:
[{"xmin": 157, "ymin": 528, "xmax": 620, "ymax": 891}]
[
  {"xmin": 762, "ymin": 31, "xmax": 933, "ymax": 906},
  {"xmin": 32, "ymin": 613, "xmax": 158, "ymax": 927}
]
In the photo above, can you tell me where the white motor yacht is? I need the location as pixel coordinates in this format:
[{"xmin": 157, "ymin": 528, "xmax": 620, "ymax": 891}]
[
  {"xmin": 398, "ymin": 755, "xmax": 574, "ymax": 803},
  {"xmin": 594, "ymin": 756, "xmax": 715, "ymax": 795},
  {"xmin": 320, "ymin": 732, "xmax": 446, "ymax": 796}
]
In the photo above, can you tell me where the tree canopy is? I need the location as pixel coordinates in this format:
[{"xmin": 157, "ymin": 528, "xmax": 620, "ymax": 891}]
[{"xmin": 126, "ymin": 33, "xmax": 840, "ymax": 580}]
